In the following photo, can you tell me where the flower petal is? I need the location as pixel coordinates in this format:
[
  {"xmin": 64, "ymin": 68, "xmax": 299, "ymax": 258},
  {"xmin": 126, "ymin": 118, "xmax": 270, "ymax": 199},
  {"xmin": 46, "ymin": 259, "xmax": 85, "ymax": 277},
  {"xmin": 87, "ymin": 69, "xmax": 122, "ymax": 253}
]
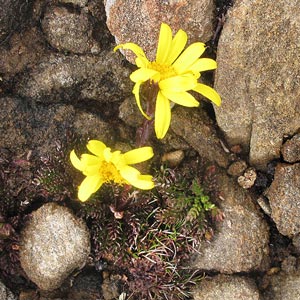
[
  {"xmin": 114, "ymin": 43, "xmax": 149, "ymax": 67},
  {"xmin": 190, "ymin": 58, "xmax": 217, "ymax": 73},
  {"xmin": 87, "ymin": 140, "xmax": 106, "ymax": 157},
  {"xmin": 161, "ymin": 90, "xmax": 199, "ymax": 107},
  {"xmin": 156, "ymin": 23, "xmax": 172, "ymax": 64},
  {"xmin": 133, "ymin": 82, "xmax": 151, "ymax": 120},
  {"xmin": 119, "ymin": 165, "xmax": 141, "ymax": 183},
  {"xmin": 193, "ymin": 83, "xmax": 221, "ymax": 106},
  {"xmin": 133, "ymin": 175, "xmax": 154, "ymax": 190},
  {"xmin": 78, "ymin": 175, "xmax": 103, "ymax": 201},
  {"xmin": 130, "ymin": 68, "xmax": 159, "ymax": 83},
  {"xmin": 70, "ymin": 150, "xmax": 83, "ymax": 171},
  {"xmin": 123, "ymin": 147, "xmax": 154, "ymax": 165},
  {"xmin": 165, "ymin": 28, "xmax": 188, "ymax": 65},
  {"xmin": 159, "ymin": 75, "xmax": 197, "ymax": 92},
  {"xmin": 173, "ymin": 42, "xmax": 206, "ymax": 74},
  {"xmin": 155, "ymin": 92, "xmax": 171, "ymax": 139}
]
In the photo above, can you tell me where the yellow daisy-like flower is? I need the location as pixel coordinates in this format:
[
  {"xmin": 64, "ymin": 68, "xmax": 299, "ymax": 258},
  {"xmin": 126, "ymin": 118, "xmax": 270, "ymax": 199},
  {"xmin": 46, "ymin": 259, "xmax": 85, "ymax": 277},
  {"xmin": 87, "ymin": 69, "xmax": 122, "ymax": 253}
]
[
  {"xmin": 70, "ymin": 140, "xmax": 154, "ymax": 201},
  {"xmin": 114, "ymin": 23, "xmax": 221, "ymax": 139}
]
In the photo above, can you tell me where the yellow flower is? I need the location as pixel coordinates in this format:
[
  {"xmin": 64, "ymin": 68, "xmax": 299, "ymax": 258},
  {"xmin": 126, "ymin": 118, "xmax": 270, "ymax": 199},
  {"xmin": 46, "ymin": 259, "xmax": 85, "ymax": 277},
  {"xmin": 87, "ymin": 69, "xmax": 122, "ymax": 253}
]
[
  {"xmin": 70, "ymin": 140, "xmax": 154, "ymax": 201},
  {"xmin": 115, "ymin": 23, "xmax": 221, "ymax": 139}
]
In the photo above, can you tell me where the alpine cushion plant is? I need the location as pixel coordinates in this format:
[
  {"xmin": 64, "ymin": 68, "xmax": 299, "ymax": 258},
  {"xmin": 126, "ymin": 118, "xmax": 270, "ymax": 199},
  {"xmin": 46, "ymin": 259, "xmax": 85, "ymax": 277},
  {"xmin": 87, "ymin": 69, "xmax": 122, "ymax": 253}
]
[
  {"xmin": 70, "ymin": 140, "xmax": 154, "ymax": 201},
  {"xmin": 114, "ymin": 23, "xmax": 221, "ymax": 139}
]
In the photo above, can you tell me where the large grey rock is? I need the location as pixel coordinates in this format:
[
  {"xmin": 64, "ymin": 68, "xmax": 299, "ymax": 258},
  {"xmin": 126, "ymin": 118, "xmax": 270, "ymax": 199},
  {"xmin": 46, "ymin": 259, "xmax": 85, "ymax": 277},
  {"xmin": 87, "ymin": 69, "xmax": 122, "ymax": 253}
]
[
  {"xmin": 0, "ymin": 97, "xmax": 116, "ymax": 156},
  {"xmin": 20, "ymin": 203, "xmax": 90, "ymax": 291},
  {"xmin": 214, "ymin": 0, "xmax": 300, "ymax": 170},
  {"xmin": 263, "ymin": 271, "xmax": 300, "ymax": 300},
  {"xmin": 190, "ymin": 169, "xmax": 269, "ymax": 273},
  {"xmin": 266, "ymin": 163, "xmax": 300, "ymax": 237},
  {"xmin": 15, "ymin": 52, "xmax": 132, "ymax": 104},
  {"xmin": 0, "ymin": 281, "xmax": 17, "ymax": 300},
  {"xmin": 42, "ymin": 6, "xmax": 100, "ymax": 54},
  {"xmin": 171, "ymin": 107, "xmax": 230, "ymax": 168},
  {"xmin": 193, "ymin": 275, "xmax": 260, "ymax": 300},
  {"xmin": 105, "ymin": 0, "xmax": 215, "ymax": 63}
]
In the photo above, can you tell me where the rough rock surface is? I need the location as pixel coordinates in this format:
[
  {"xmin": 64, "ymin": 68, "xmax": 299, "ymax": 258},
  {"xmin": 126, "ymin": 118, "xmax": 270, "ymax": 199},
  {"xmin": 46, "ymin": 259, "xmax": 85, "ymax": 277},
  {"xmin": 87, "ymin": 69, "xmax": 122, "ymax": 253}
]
[
  {"xmin": 59, "ymin": 0, "xmax": 88, "ymax": 6},
  {"xmin": 214, "ymin": 0, "xmax": 300, "ymax": 170},
  {"xmin": 0, "ymin": 0, "xmax": 33, "ymax": 43},
  {"xmin": 190, "ymin": 169, "xmax": 269, "ymax": 273},
  {"xmin": 171, "ymin": 107, "xmax": 230, "ymax": 168},
  {"xmin": 19, "ymin": 203, "xmax": 90, "ymax": 291},
  {"xmin": 193, "ymin": 275, "xmax": 260, "ymax": 300},
  {"xmin": 263, "ymin": 271, "xmax": 300, "ymax": 300},
  {"xmin": 105, "ymin": 0, "xmax": 215, "ymax": 63},
  {"xmin": 0, "ymin": 97, "xmax": 116, "ymax": 156},
  {"xmin": 266, "ymin": 163, "xmax": 300, "ymax": 237},
  {"xmin": 281, "ymin": 134, "xmax": 300, "ymax": 163},
  {"xmin": 0, "ymin": 280, "xmax": 17, "ymax": 300},
  {"xmin": 42, "ymin": 6, "xmax": 100, "ymax": 54},
  {"xmin": 15, "ymin": 52, "xmax": 132, "ymax": 104}
]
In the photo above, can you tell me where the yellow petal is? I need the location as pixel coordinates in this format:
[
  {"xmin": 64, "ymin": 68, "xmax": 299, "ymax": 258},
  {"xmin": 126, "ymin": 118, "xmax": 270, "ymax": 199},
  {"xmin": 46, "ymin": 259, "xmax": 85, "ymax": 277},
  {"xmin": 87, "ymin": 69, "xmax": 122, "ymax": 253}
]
[
  {"xmin": 133, "ymin": 175, "xmax": 154, "ymax": 190},
  {"xmin": 78, "ymin": 175, "xmax": 103, "ymax": 201},
  {"xmin": 161, "ymin": 90, "xmax": 199, "ymax": 107},
  {"xmin": 155, "ymin": 92, "xmax": 171, "ymax": 139},
  {"xmin": 87, "ymin": 140, "xmax": 106, "ymax": 157},
  {"xmin": 81, "ymin": 154, "xmax": 102, "ymax": 166},
  {"xmin": 133, "ymin": 82, "xmax": 151, "ymax": 120},
  {"xmin": 70, "ymin": 150, "xmax": 83, "ymax": 171},
  {"xmin": 114, "ymin": 43, "xmax": 149, "ymax": 67},
  {"xmin": 119, "ymin": 165, "xmax": 141, "ymax": 183},
  {"xmin": 173, "ymin": 42, "xmax": 206, "ymax": 74},
  {"xmin": 156, "ymin": 23, "xmax": 172, "ymax": 64},
  {"xmin": 193, "ymin": 83, "xmax": 221, "ymax": 106},
  {"xmin": 165, "ymin": 28, "xmax": 188, "ymax": 65},
  {"xmin": 123, "ymin": 147, "xmax": 154, "ymax": 165},
  {"xmin": 159, "ymin": 75, "xmax": 197, "ymax": 92},
  {"xmin": 130, "ymin": 68, "xmax": 159, "ymax": 83},
  {"xmin": 190, "ymin": 58, "xmax": 217, "ymax": 73}
]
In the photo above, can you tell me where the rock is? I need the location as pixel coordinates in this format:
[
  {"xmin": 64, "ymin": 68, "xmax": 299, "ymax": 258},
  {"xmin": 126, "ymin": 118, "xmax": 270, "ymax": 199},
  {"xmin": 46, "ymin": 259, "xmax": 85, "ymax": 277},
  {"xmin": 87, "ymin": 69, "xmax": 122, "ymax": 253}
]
[
  {"xmin": 15, "ymin": 52, "xmax": 132, "ymax": 105},
  {"xmin": 118, "ymin": 97, "xmax": 144, "ymax": 127},
  {"xmin": 0, "ymin": 0, "xmax": 34, "ymax": 43},
  {"xmin": 19, "ymin": 203, "xmax": 90, "ymax": 291},
  {"xmin": 105, "ymin": 0, "xmax": 215, "ymax": 63},
  {"xmin": 42, "ymin": 6, "xmax": 100, "ymax": 54},
  {"xmin": 170, "ymin": 107, "xmax": 230, "ymax": 168},
  {"xmin": 193, "ymin": 275, "xmax": 260, "ymax": 300},
  {"xmin": 0, "ymin": 96, "xmax": 115, "ymax": 159},
  {"xmin": 281, "ymin": 134, "xmax": 300, "ymax": 163},
  {"xmin": 227, "ymin": 160, "xmax": 247, "ymax": 176},
  {"xmin": 214, "ymin": 0, "xmax": 300, "ymax": 170},
  {"xmin": 0, "ymin": 280, "xmax": 17, "ymax": 300},
  {"xmin": 263, "ymin": 271, "xmax": 300, "ymax": 300},
  {"xmin": 161, "ymin": 150, "xmax": 184, "ymax": 167},
  {"xmin": 59, "ymin": 0, "xmax": 88, "ymax": 6},
  {"xmin": 266, "ymin": 163, "xmax": 300, "ymax": 237},
  {"xmin": 0, "ymin": 27, "xmax": 47, "ymax": 79},
  {"xmin": 256, "ymin": 196, "xmax": 271, "ymax": 216},
  {"xmin": 237, "ymin": 167, "xmax": 257, "ymax": 189},
  {"xmin": 190, "ymin": 169, "xmax": 269, "ymax": 273}
]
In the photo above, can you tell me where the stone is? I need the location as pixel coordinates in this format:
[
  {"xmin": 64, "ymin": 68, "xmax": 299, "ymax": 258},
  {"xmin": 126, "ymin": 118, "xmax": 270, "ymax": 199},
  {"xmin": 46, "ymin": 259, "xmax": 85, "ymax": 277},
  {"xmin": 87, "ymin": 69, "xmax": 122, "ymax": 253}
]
[
  {"xmin": 193, "ymin": 275, "xmax": 260, "ymax": 300},
  {"xmin": 0, "ymin": 280, "xmax": 17, "ymax": 300},
  {"xmin": 105, "ymin": 0, "xmax": 215, "ymax": 63},
  {"xmin": 266, "ymin": 163, "xmax": 300, "ymax": 237},
  {"xmin": 42, "ymin": 6, "xmax": 100, "ymax": 54},
  {"xmin": 227, "ymin": 160, "xmax": 247, "ymax": 176},
  {"xmin": 170, "ymin": 107, "xmax": 230, "ymax": 168},
  {"xmin": 0, "ymin": 0, "xmax": 34, "ymax": 43},
  {"xmin": 190, "ymin": 169, "xmax": 269, "ymax": 273},
  {"xmin": 214, "ymin": 0, "xmax": 300, "ymax": 170},
  {"xmin": 161, "ymin": 150, "xmax": 184, "ymax": 167},
  {"xmin": 0, "ymin": 97, "xmax": 115, "ymax": 157},
  {"xmin": 263, "ymin": 271, "xmax": 300, "ymax": 300},
  {"xmin": 19, "ymin": 203, "xmax": 90, "ymax": 291},
  {"xmin": 59, "ymin": 0, "xmax": 88, "ymax": 6},
  {"xmin": 237, "ymin": 167, "xmax": 257, "ymax": 189},
  {"xmin": 281, "ymin": 134, "xmax": 300, "ymax": 163},
  {"xmin": 15, "ymin": 52, "xmax": 132, "ymax": 105}
]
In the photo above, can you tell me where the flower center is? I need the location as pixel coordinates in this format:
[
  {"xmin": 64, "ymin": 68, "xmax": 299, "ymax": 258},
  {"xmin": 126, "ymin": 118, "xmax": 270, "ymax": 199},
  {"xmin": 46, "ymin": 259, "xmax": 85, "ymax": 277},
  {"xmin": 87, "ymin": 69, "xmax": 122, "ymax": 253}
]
[
  {"xmin": 149, "ymin": 62, "xmax": 177, "ymax": 81},
  {"xmin": 101, "ymin": 161, "xmax": 126, "ymax": 184}
]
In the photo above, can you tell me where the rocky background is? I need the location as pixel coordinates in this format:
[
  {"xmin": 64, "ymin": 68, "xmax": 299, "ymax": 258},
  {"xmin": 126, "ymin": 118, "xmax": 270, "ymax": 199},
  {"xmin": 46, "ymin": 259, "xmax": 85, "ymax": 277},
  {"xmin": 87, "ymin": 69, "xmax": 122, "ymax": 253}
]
[{"xmin": 1, "ymin": 0, "xmax": 300, "ymax": 299}]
